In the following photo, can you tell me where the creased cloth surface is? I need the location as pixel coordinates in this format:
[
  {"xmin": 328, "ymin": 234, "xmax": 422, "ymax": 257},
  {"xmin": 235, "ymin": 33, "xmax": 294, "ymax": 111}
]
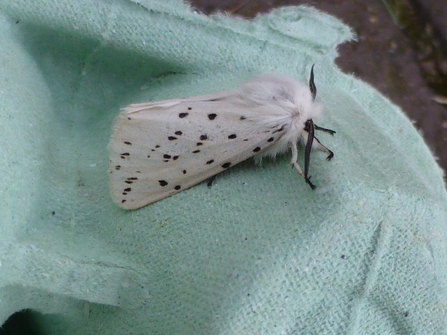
[{"xmin": 0, "ymin": 0, "xmax": 446, "ymax": 334}]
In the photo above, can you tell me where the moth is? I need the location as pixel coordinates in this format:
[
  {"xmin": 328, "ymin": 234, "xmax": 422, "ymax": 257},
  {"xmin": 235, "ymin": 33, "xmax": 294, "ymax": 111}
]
[{"xmin": 108, "ymin": 66, "xmax": 335, "ymax": 209}]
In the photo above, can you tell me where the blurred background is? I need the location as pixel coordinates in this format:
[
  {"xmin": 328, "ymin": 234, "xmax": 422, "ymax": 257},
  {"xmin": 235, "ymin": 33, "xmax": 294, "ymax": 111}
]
[{"xmin": 190, "ymin": 0, "xmax": 447, "ymax": 176}]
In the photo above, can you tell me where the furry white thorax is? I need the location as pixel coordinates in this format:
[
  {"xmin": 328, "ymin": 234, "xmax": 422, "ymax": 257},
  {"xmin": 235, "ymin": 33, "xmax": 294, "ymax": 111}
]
[{"xmin": 231, "ymin": 74, "xmax": 323, "ymax": 159}]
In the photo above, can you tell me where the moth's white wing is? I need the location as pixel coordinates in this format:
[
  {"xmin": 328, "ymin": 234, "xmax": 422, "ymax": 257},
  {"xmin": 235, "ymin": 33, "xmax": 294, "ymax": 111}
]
[
  {"xmin": 108, "ymin": 97, "xmax": 288, "ymax": 209},
  {"xmin": 124, "ymin": 90, "xmax": 235, "ymax": 112}
]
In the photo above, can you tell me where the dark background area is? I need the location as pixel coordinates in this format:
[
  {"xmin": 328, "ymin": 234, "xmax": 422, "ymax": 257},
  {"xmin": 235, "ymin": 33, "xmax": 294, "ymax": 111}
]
[{"xmin": 190, "ymin": 0, "xmax": 447, "ymax": 176}]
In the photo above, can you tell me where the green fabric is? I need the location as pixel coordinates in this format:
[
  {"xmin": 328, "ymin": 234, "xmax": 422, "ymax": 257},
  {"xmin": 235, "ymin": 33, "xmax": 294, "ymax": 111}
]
[{"xmin": 1, "ymin": 0, "xmax": 447, "ymax": 333}]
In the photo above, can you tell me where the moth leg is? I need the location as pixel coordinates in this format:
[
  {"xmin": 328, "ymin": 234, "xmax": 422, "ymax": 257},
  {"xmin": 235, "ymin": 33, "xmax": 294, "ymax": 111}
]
[
  {"xmin": 290, "ymin": 142, "xmax": 305, "ymax": 178},
  {"xmin": 314, "ymin": 124, "xmax": 336, "ymax": 135},
  {"xmin": 207, "ymin": 175, "xmax": 216, "ymax": 187},
  {"xmin": 313, "ymin": 136, "xmax": 334, "ymax": 160},
  {"xmin": 303, "ymin": 121, "xmax": 317, "ymax": 190}
]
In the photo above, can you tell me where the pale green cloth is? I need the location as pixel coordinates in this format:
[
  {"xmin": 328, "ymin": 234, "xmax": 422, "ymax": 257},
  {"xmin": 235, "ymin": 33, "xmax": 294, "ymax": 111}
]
[{"xmin": 1, "ymin": 0, "xmax": 447, "ymax": 334}]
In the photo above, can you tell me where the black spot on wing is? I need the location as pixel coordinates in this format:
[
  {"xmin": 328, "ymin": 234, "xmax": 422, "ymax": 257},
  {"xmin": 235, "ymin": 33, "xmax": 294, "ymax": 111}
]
[
  {"xmin": 200, "ymin": 134, "xmax": 208, "ymax": 140},
  {"xmin": 193, "ymin": 150, "xmax": 200, "ymax": 153},
  {"xmin": 228, "ymin": 134, "xmax": 237, "ymax": 139},
  {"xmin": 208, "ymin": 113, "xmax": 217, "ymax": 120},
  {"xmin": 175, "ymin": 131, "xmax": 182, "ymax": 135},
  {"xmin": 163, "ymin": 154, "xmax": 171, "ymax": 159},
  {"xmin": 268, "ymin": 137, "xmax": 274, "ymax": 142},
  {"xmin": 179, "ymin": 112, "xmax": 189, "ymax": 118},
  {"xmin": 183, "ymin": 170, "xmax": 187, "ymax": 174},
  {"xmin": 273, "ymin": 125, "xmax": 285, "ymax": 134},
  {"xmin": 168, "ymin": 136, "xmax": 177, "ymax": 141},
  {"xmin": 124, "ymin": 141, "xmax": 132, "ymax": 145},
  {"xmin": 222, "ymin": 162, "xmax": 231, "ymax": 169},
  {"xmin": 253, "ymin": 147, "xmax": 261, "ymax": 153},
  {"xmin": 206, "ymin": 159, "xmax": 214, "ymax": 165},
  {"xmin": 173, "ymin": 156, "xmax": 179, "ymax": 160},
  {"xmin": 174, "ymin": 185, "xmax": 181, "ymax": 190},
  {"xmin": 115, "ymin": 165, "xmax": 121, "ymax": 170},
  {"xmin": 240, "ymin": 116, "xmax": 246, "ymax": 120},
  {"xmin": 159, "ymin": 180, "xmax": 168, "ymax": 187},
  {"xmin": 196, "ymin": 142, "xmax": 203, "ymax": 146}
]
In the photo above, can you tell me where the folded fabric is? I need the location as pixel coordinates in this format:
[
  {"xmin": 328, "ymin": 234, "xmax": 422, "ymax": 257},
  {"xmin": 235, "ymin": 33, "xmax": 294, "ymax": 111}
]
[{"xmin": 0, "ymin": 0, "xmax": 446, "ymax": 333}]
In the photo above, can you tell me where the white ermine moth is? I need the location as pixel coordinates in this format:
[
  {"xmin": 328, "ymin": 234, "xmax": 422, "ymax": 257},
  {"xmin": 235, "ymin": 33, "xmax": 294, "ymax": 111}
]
[{"xmin": 108, "ymin": 66, "xmax": 335, "ymax": 209}]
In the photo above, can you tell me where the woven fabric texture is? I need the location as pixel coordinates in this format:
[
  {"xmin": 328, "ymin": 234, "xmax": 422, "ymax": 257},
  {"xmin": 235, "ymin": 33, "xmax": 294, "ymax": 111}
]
[{"xmin": 0, "ymin": 0, "xmax": 446, "ymax": 334}]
